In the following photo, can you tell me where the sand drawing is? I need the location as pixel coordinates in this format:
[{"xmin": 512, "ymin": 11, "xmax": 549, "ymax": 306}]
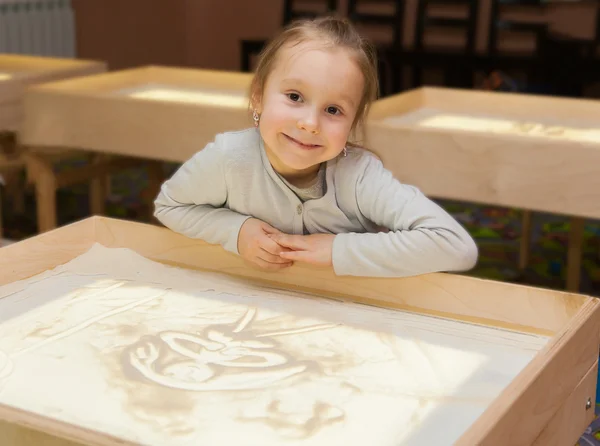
[
  {"xmin": 123, "ymin": 306, "xmax": 338, "ymax": 392},
  {"xmin": 0, "ymin": 244, "xmax": 551, "ymax": 445}
]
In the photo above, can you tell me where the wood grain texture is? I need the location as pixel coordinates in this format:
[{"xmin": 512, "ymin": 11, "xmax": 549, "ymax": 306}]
[
  {"xmin": 532, "ymin": 360, "xmax": 599, "ymax": 446},
  {"xmin": 0, "ymin": 219, "xmax": 94, "ymax": 286},
  {"xmin": 0, "ymin": 405, "xmax": 134, "ymax": 446},
  {"xmin": 1, "ymin": 216, "xmax": 598, "ymax": 446},
  {"xmin": 365, "ymin": 87, "xmax": 600, "ymax": 220},
  {"xmin": 20, "ymin": 66, "xmax": 253, "ymax": 162},
  {"xmin": 0, "ymin": 54, "xmax": 106, "ymax": 132},
  {"xmin": 93, "ymin": 217, "xmax": 589, "ymax": 335},
  {"xmin": 457, "ymin": 299, "xmax": 600, "ymax": 445}
]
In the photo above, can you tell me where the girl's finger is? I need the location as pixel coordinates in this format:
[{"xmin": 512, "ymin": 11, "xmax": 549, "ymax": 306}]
[
  {"xmin": 279, "ymin": 250, "xmax": 315, "ymax": 263},
  {"xmin": 254, "ymin": 257, "xmax": 293, "ymax": 270},
  {"xmin": 261, "ymin": 223, "xmax": 283, "ymax": 235},
  {"xmin": 270, "ymin": 234, "xmax": 308, "ymax": 250},
  {"xmin": 260, "ymin": 234, "xmax": 293, "ymax": 255},
  {"xmin": 258, "ymin": 248, "xmax": 292, "ymax": 264}
]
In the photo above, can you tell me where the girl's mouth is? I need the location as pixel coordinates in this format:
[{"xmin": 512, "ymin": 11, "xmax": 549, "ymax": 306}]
[{"xmin": 283, "ymin": 133, "xmax": 321, "ymax": 150}]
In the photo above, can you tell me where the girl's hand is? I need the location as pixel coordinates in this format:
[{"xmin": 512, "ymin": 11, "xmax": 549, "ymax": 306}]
[
  {"xmin": 270, "ymin": 234, "xmax": 335, "ymax": 267},
  {"xmin": 237, "ymin": 219, "xmax": 294, "ymax": 271}
]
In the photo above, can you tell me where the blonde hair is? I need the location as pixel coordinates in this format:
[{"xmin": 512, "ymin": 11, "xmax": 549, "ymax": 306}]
[{"xmin": 249, "ymin": 16, "xmax": 379, "ymax": 145}]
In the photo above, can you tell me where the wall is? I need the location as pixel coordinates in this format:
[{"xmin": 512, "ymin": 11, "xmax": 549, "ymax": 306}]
[{"xmin": 71, "ymin": 0, "xmax": 188, "ymax": 70}]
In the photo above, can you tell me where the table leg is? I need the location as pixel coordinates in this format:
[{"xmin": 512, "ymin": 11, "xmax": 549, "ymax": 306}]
[
  {"xmin": 566, "ymin": 217, "xmax": 585, "ymax": 292},
  {"xmin": 519, "ymin": 210, "xmax": 532, "ymax": 271},
  {"xmin": 89, "ymin": 154, "xmax": 108, "ymax": 216},
  {"xmin": 0, "ymin": 186, "xmax": 4, "ymax": 241},
  {"xmin": 26, "ymin": 153, "xmax": 57, "ymax": 233}
]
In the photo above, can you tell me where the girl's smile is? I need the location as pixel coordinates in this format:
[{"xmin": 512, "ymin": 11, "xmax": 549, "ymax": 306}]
[{"xmin": 281, "ymin": 133, "xmax": 322, "ymax": 150}]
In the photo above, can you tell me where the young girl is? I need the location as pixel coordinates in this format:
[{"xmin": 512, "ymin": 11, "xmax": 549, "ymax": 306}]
[{"xmin": 154, "ymin": 16, "xmax": 478, "ymax": 277}]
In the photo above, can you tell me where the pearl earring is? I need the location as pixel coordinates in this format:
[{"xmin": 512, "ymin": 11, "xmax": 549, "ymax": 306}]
[
  {"xmin": 342, "ymin": 147, "xmax": 347, "ymax": 157},
  {"xmin": 252, "ymin": 110, "xmax": 260, "ymax": 127}
]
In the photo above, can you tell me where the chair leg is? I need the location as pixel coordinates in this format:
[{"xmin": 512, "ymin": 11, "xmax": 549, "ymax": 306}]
[
  {"xmin": 566, "ymin": 217, "xmax": 585, "ymax": 292},
  {"xmin": 519, "ymin": 210, "xmax": 532, "ymax": 271}
]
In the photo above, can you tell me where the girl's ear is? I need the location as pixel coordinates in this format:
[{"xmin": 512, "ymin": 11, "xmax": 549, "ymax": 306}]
[{"xmin": 250, "ymin": 87, "xmax": 262, "ymax": 114}]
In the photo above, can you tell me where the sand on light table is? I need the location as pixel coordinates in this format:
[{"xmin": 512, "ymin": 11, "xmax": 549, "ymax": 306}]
[
  {"xmin": 0, "ymin": 244, "xmax": 550, "ymax": 445},
  {"xmin": 383, "ymin": 108, "xmax": 600, "ymax": 144},
  {"xmin": 115, "ymin": 83, "xmax": 249, "ymax": 108}
]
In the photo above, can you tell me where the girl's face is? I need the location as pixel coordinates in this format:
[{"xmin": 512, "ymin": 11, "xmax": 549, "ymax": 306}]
[{"xmin": 255, "ymin": 41, "xmax": 364, "ymax": 181}]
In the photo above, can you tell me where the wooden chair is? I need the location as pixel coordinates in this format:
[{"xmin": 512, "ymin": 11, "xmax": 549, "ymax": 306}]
[
  {"xmin": 240, "ymin": 0, "xmax": 340, "ymax": 72},
  {"xmin": 283, "ymin": 0, "xmax": 338, "ymax": 23},
  {"xmin": 486, "ymin": 0, "xmax": 549, "ymax": 85},
  {"xmin": 347, "ymin": 0, "xmax": 406, "ymax": 96},
  {"xmin": 411, "ymin": 0, "xmax": 480, "ymax": 89},
  {"xmin": 240, "ymin": 40, "xmax": 266, "ymax": 73}
]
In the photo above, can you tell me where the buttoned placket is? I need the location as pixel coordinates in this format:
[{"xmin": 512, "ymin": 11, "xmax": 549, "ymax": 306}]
[
  {"xmin": 256, "ymin": 134, "xmax": 305, "ymax": 235},
  {"xmin": 257, "ymin": 130, "xmax": 339, "ymax": 235},
  {"xmin": 292, "ymin": 200, "xmax": 304, "ymax": 234}
]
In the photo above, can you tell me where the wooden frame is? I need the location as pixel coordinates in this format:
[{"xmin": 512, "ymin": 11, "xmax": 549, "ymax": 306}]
[
  {"xmin": 0, "ymin": 216, "xmax": 599, "ymax": 445},
  {"xmin": 365, "ymin": 86, "xmax": 600, "ymax": 291},
  {"xmin": 20, "ymin": 65, "xmax": 254, "ymax": 163},
  {"xmin": 0, "ymin": 54, "xmax": 107, "ymax": 131},
  {"xmin": 0, "ymin": 54, "xmax": 109, "ymax": 236},
  {"xmin": 18, "ymin": 65, "xmax": 254, "ymax": 233}
]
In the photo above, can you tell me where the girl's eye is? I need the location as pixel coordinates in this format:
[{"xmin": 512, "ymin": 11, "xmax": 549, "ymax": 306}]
[
  {"xmin": 327, "ymin": 106, "xmax": 340, "ymax": 115},
  {"xmin": 288, "ymin": 93, "xmax": 301, "ymax": 102}
]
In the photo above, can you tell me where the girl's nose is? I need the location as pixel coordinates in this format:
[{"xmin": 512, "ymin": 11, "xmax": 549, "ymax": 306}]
[{"xmin": 297, "ymin": 110, "xmax": 320, "ymax": 134}]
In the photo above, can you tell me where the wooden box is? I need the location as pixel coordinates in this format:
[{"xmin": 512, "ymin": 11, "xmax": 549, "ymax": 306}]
[
  {"xmin": 364, "ymin": 87, "xmax": 600, "ymax": 220},
  {"xmin": 0, "ymin": 54, "xmax": 106, "ymax": 238},
  {"xmin": 0, "ymin": 54, "xmax": 106, "ymax": 132},
  {"xmin": 0, "ymin": 216, "xmax": 598, "ymax": 445},
  {"xmin": 20, "ymin": 66, "xmax": 254, "ymax": 163}
]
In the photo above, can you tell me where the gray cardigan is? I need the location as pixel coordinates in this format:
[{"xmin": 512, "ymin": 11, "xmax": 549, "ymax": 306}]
[{"xmin": 154, "ymin": 128, "xmax": 478, "ymax": 277}]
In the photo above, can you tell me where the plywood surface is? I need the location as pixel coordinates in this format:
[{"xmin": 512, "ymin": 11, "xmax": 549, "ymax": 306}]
[
  {"xmin": 0, "ymin": 54, "xmax": 106, "ymax": 105},
  {"xmin": 532, "ymin": 360, "xmax": 598, "ymax": 446},
  {"xmin": 365, "ymin": 87, "xmax": 600, "ymax": 220},
  {"xmin": 0, "ymin": 243, "xmax": 550, "ymax": 446},
  {"xmin": 2, "ymin": 217, "xmax": 590, "ymax": 333},
  {"xmin": 20, "ymin": 66, "xmax": 253, "ymax": 162},
  {"xmin": 0, "ymin": 54, "xmax": 106, "ymax": 134},
  {"xmin": 95, "ymin": 218, "xmax": 591, "ymax": 335}
]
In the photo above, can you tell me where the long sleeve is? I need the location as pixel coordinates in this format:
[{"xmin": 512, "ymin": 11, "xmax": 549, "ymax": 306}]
[
  {"xmin": 331, "ymin": 155, "xmax": 478, "ymax": 277},
  {"xmin": 153, "ymin": 141, "xmax": 251, "ymax": 255}
]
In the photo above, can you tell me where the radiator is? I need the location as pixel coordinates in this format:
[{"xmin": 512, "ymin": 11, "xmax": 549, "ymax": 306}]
[{"xmin": 0, "ymin": 0, "xmax": 76, "ymax": 57}]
